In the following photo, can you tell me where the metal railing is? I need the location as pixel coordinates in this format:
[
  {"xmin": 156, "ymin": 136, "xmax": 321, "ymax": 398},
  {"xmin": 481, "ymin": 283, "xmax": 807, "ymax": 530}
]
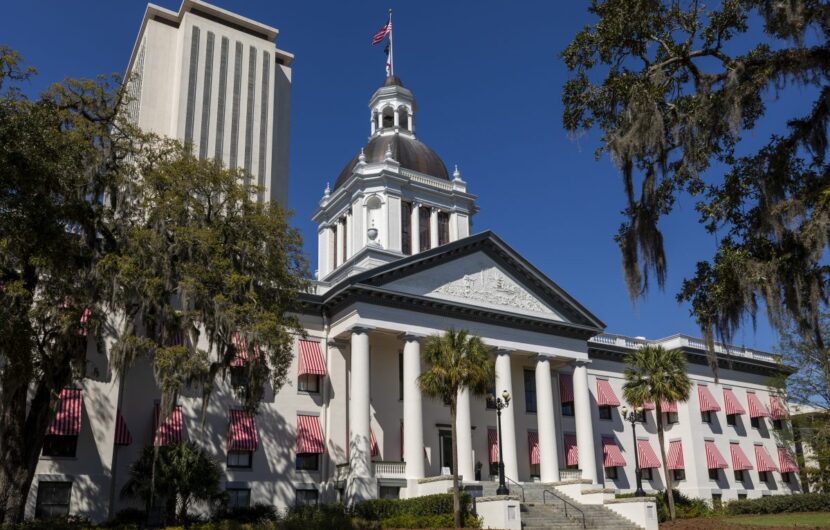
[
  {"xmin": 505, "ymin": 476, "xmax": 525, "ymax": 502},
  {"xmin": 543, "ymin": 489, "xmax": 586, "ymax": 529}
]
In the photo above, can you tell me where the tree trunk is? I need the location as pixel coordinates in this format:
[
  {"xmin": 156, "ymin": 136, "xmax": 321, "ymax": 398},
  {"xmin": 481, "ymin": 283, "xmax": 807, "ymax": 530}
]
[
  {"xmin": 450, "ymin": 402, "xmax": 462, "ymax": 528},
  {"xmin": 656, "ymin": 404, "xmax": 676, "ymax": 521}
]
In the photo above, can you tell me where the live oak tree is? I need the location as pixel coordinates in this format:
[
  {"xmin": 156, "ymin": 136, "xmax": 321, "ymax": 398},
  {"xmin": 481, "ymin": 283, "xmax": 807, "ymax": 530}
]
[
  {"xmin": 562, "ymin": 0, "xmax": 830, "ymax": 371},
  {"xmin": 0, "ymin": 48, "xmax": 306, "ymax": 523},
  {"xmin": 418, "ymin": 329, "xmax": 495, "ymax": 529}
]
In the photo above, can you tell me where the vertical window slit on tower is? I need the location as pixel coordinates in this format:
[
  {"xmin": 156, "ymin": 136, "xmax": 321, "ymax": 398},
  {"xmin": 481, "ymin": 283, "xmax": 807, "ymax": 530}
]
[
  {"xmin": 258, "ymin": 51, "xmax": 271, "ymax": 200},
  {"xmin": 419, "ymin": 207, "xmax": 431, "ymax": 251},
  {"xmin": 183, "ymin": 26, "xmax": 201, "ymax": 148},
  {"xmin": 401, "ymin": 201, "xmax": 412, "ymax": 255},
  {"xmin": 438, "ymin": 211, "xmax": 450, "ymax": 245},
  {"xmin": 198, "ymin": 31, "xmax": 215, "ymax": 160},
  {"xmin": 215, "ymin": 36, "xmax": 229, "ymax": 162},
  {"xmin": 244, "ymin": 46, "xmax": 257, "ymax": 179},
  {"xmin": 230, "ymin": 41, "xmax": 243, "ymax": 169}
]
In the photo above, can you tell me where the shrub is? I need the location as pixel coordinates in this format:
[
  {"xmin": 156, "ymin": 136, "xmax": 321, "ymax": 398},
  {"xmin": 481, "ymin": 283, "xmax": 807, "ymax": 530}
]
[
  {"xmin": 380, "ymin": 512, "xmax": 481, "ymax": 528},
  {"xmin": 0, "ymin": 515, "xmax": 92, "ymax": 530},
  {"xmin": 617, "ymin": 490, "xmax": 710, "ymax": 522},
  {"xmin": 213, "ymin": 503, "xmax": 279, "ymax": 524},
  {"xmin": 280, "ymin": 503, "xmax": 356, "ymax": 530},
  {"xmin": 354, "ymin": 493, "xmax": 471, "ymax": 520},
  {"xmin": 105, "ymin": 508, "xmax": 146, "ymax": 528},
  {"xmin": 725, "ymin": 493, "xmax": 830, "ymax": 515}
]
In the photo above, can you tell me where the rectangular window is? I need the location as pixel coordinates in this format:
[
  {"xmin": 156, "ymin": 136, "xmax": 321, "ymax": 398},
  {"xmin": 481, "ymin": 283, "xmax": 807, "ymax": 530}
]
[
  {"xmin": 524, "ymin": 370, "xmax": 537, "ymax": 413},
  {"xmin": 227, "ymin": 450, "xmax": 252, "ymax": 469},
  {"xmin": 298, "ymin": 374, "xmax": 320, "ymax": 393},
  {"xmin": 227, "ymin": 488, "xmax": 251, "ymax": 508},
  {"xmin": 701, "ymin": 411, "xmax": 712, "ymax": 424},
  {"xmin": 709, "ymin": 468, "xmax": 719, "ymax": 480},
  {"xmin": 599, "ymin": 406, "xmax": 612, "ymax": 420},
  {"xmin": 641, "ymin": 468, "xmax": 653, "ymax": 480},
  {"xmin": 738, "ymin": 493, "xmax": 747, "ymax": 500},
  {"xmin": 35, "ymin": 481, "xmax": 72, "ymax": 519},
  {"xmin": 230, "ymin": 366, "xmax": 249, "ymax": 389},
  {"xmin": 398, "ymin": 351, "xmax": 404, "ymax": 400},
  {"xmin": 561, "ymin": 402, "xmax": 575, "ymax": 417},
  {"xmin": 773, "ymin": 419, "xmax": 783, "ymax": 430},
  {"xmin": 296, "ymin": 453, "xmax": 319, "ymax": 471},
  {"xmin": 379, "ymin": 486, "xmax": 400, "ymax": 499},
  {"xmin": 759, "ymin": 471, "xmax": 769, "ymax": 482},
  {"xmin": 295, "ymin": 488, "xmax": 318, "ymax": 506},
  {"xmin": 486, "ymin": 384, "xmax": 497, "ymax": 410},
  {"xmin": 673, "ymin": 469, "xmax": 685, "ymax": 481},
  {"xmin": 636, "ymin": 410, "xmax": 647, "ymax": 424},
  {"xmin": 782, "ymin": 472, "xmax": 791, "ymax": 483},
  {"xmin": 666, "ymin": 412, "xmax": 679, "ymax": 425},
  {"xmin": 419, "ymin": 207, "xmax": 431, "ymax": 251},
  {"xmin": 712, "ymin": 494, "xmax": 722, "ymax": 509},
  {"xmin": 727, "ymin": 414, "xmax": 736, "ymax": 426},
  {"xmin": 605, "ymin": 466, "xmax": 618, "ymax": 479},
  {"xmin": 734, "ymin": 470, "xmax": 745, "ymax": 482},
  {"xmin": 438, "ymin": 211, "xmax": 450, "ymax": 246},
  {"xmin": 751, "ymin": 416, "xmax": 760, "ymax": 429},
  {"xmin": 42, "ymin": 435, "xmax": 77, "ymax": 458},
  {"xmin": 401, "ymin": 202, "xmax": 412, "ymax": 255}
]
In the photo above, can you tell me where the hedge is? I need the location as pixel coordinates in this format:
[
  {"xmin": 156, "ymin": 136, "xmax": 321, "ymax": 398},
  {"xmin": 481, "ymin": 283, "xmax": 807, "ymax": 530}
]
[
  {"xmin": 353, "ymin": 493, "xmax": 472, "ymax": 520},
  {"xmin": 380, "ymin": 513, "xmax": 481, "ymax": 529},
  {"xmin": 725, "ymin": 493, "xmax": 830, "ymax": 515},
  {"xmin": 617, "ymin": 490, "xmax": 710, "ymax": 522}
]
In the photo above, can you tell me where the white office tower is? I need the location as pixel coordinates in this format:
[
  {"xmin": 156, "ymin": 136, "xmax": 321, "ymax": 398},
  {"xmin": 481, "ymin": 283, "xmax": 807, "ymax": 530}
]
[{"xmin": 124, "ymin": 0, "xmax": 293, "ymax": 204}]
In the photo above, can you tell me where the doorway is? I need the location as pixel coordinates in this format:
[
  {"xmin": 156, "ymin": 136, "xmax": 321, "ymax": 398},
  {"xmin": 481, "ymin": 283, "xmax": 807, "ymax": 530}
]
[{"xmin": 439, "ymin": 430, "xmax": 453, "ymax": 474}]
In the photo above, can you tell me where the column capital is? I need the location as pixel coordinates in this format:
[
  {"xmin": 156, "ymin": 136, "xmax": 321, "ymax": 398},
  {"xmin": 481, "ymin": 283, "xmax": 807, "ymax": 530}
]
[
  {"xmin": 573, "ymin": 358, "xmax": 591, "ymax": 368},
  {"xmin": 496, "ymin": 348, "xmax": 514, "ymax": 357},
  {"xmin": 399, "ymin": 331, "xmax": 426, "ymax": 342},
  {"xmin": 351, "ymin": 325, "xmax": 375, "ymax": 335},
  {"xmin": 534, "ymin": 354, "xmax": 553, "ymax": 364}
]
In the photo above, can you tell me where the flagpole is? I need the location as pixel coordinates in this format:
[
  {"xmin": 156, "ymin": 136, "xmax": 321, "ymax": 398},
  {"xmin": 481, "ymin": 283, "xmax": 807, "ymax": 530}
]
[{"xmin": 388, "ymin": 8, "xmax": 394, "ymax": 77}]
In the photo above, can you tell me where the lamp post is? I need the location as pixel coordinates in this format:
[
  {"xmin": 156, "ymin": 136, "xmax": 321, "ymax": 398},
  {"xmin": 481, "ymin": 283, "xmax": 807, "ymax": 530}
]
[
  {"xmin": 621, "ymin": 405, "xmax": 646, "ymax": 497},
  {"xmin": 494, "ymin": 390, "xmax": 511, "ymax": 495}
]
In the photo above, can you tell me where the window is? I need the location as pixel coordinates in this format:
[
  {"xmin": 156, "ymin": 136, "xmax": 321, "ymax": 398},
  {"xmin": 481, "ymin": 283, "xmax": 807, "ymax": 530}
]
[
  {"xmin": 486, "ymin": 384, "xmax": 497, "ymax": 410},
  {"xmin": 437, "ymin": 211, "xmax": 450, "ymax": 246},
  {"xmin": 709, "ymin": 468, "xmax": 719, "ymax": 480},
  {"xmin": 561, "ymin": 402, "xmax": 574, "ymax": 417},
  {"xmin": 42, "ymin": 435, "xmax": 77, "ymax": 458},
  {"xmin": 227, "ymin": 488, "xmax": 251, "ymax": 508},
  {"xmin": 296, "ymin": 453, "xmax": 319, "ymax": 471},
  {"xmin": 605, "ymin": 467, "xmax": 618, "ymax": 479},
  {"xmin": 712, "ymin": 494, "xmax": 723, "ymax": 509},
  {"xmin": 782, "ymin": 472, "xmax": 791, "ymax": 483},
  {"xmin": 330, "ymin": 226, "xmax": 337, "ymax": 267},
  {"xmin": 295, "ymin": 488, "xmax": 318, "ymax": 506},
  {"xmin": 759, "ymin": 471, "xmax": 769, "ymax": 482},
  {"xmin": 773, "ymin": 419, "xmax": 783, "ymax": 430},
  {"xmin": 599, "ymin": 406, "xmax": 612, "ymax": 420},
  {"xmin": 340, "ymin": 217, "xmax": 347, "ymax": 262},
  {"xmin": 727, "ymin": 414, "xmax": 736, "ymax": 426},
  {"xmin": 398, "ymin": 351, "xmax": 404, "ymax": 400},
  {"xmin": 640, "ymin": 468, "xmax": 653, "ymax": 480},
  {"xmin": 751, "ymin": 416, "xmax": 760, "ymax": 429},
  {"xmin": 635, "ymin": 409, "xmax": 647, "ymax": 424},
  {"xmin": 35, "ymin": 481, "xmax": 71, "ymax": 519},
  {"xmin": 419, "ymin": 207, "xmax": 431, "ymax": 251},
  {"xmin": 673, "ymin": 469, "xmax": 685, "ymax": 481},
  {"xmin": 738, "ymin": 493, "xmax": 748, "ymax": 500},
  {"xmin": 524, "ymin": 370, "xmax": 537, "ymax": 413},
  {"xmin": 734, "ymin": 470, "xmax": 745, "ymax": 482},
  {"xmin": 401, "ymin": 202, "xmax": 412, "ymax": 255},
  {"xmin": 230, "ymin": 366, "xmax": 249, "ymax": 388},
  {"xmin": 227, "ymin": 450, "xmax": 252, "ymax": 469},
  {"xmin": 379, "ymin": 486, "xmax": 400, "ymax": 499},
  {"xmin": 298, "ymin": 374, "xmax": 320, "ymax": 393},
  {"xmin": 666, "ymin": 412, "xmax": 679, "ymax": 425},
  {"xmin": 701, "ymin": 411, "xmax": 712, "ymax": 423}
]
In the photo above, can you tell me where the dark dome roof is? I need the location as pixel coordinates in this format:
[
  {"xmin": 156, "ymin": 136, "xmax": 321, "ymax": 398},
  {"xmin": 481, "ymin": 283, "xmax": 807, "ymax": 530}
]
[
  {"xmin": 335, "ymin": 134, "xmax": 449, "ymax": 189},
  {"xmin": 383, "ymin": 75, "xmax": 405, "ymax": 87}
]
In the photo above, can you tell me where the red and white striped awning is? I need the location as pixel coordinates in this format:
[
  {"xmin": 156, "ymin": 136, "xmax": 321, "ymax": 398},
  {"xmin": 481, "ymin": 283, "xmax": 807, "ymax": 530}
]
[
  {"xmin": 705, "ymin": 440, "xmax": 729, "ymax": 469},
  {"xmin": 559, "ymin": 373, "xmax": 574, "ymax": 403},
  {"xmin": 636, "ymin": 439, "xmax": 661, "ymax": 469},
  {"xmin": 230, "ymin": 332, "xmax": 250, "ymax": 367},
  {"xmin": 596, "ymin": 379, "xmax": 621, "ymax": 407},
  {"xmin": 564, "ymin": 433, "xmax": 579, "ymax": 467},
  {"xmin": 228, "ymin": 409, "xmax": 259, "ymax": 452},
  {"xmin": 697, "ymin": 385, "xmax": 721, "ymax": 412},
  {"xmin": 661, "ymin": 400, "xmax": 678, "ymax": 413},
  {"xmin": 488, "ymin": 428, "xmax": 499, "ymax": 464},
  {"xmin": 296, "ymin": 415, "xmax": 325, "ymax": 454},
  {"xmin": 528, "ymin": 432, "xmax": 540, "ymax": 466},
  {"xmin": 298, "ymin": 340, "xmax": 326, "ymax": 376},
  {"xmin": 667, "ymin": 440, "xmax": 684, "ymax": 470},
  {"xmin": 642, "ymin": 401, "xmax": 655, "ymax": 411},
  {"xmin": 723, "ymin": 388, "xmax": 746, "ymax": 416},
  {"xmin": 754, "ymin": 445, "xmax": 778, "ymax": 472},
  {"xmin": 770, "ymin": 396, "xmax": 788, "ymax": 420},
  {"xmin": 778, "ymin": 447, "xmax": 799, "ymax": 473},
  {"xmin": 370, "ymin": 429, "xmax": 379, "ymax": 458},
  {"xmin": 602, "ymin": 437, "xmax": 626, "ymax": 468},
  {"xmin": 747, "ymin": 392, "xmax": 769, "ymax": 418},
  {"xmin": 153, "ymin": 404, "xmax": 183, "ymax": 446},
  {"xmin": 79, "ymin": 307, "xmax": 91, "ymax": 336},
  {"xmin": 730, "ymin": 443, "xmax": 753, "ymax": 471},
  {"xmin": 48, "ymin": 389, "xmax": 82, "ymax": 436},
  {"xmin": 115, "ymin": 410, "xmax": 132, "ymax": 446}
]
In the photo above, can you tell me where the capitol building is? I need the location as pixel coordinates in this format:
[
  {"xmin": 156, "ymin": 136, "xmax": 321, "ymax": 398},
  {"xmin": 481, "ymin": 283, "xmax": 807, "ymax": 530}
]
[{"xmin": 23, "ymin": 1, "xmax": 801, "ymax": 528}]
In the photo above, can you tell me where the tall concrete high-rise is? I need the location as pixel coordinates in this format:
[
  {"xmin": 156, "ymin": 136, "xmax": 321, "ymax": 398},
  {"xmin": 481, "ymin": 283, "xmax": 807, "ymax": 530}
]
[{"xmin": 124, "ymin": 0, "xmax": 293, "ymax": 204}]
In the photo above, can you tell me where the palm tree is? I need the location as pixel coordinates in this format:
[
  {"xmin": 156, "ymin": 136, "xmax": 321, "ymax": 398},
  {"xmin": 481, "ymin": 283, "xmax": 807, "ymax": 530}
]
[
  {"xmin": 419, "ymin": 329, "xmax": 495, "ymax": 528},
  {"xmin": 622, "ymin": 345, "xmax": 692, "ymax": 522}
]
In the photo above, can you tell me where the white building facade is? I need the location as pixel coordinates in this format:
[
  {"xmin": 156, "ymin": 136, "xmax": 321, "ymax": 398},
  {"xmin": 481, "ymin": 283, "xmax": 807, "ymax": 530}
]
[{"xmin": 21, "ymin": 2, "xmax": 801, "ymax": 525}]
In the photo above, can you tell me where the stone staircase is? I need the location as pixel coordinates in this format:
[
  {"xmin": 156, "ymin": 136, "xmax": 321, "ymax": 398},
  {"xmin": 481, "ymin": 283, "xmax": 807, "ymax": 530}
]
[{"xmin": 479, "ymin": 482, "xmax": 643, "ymax": 530}]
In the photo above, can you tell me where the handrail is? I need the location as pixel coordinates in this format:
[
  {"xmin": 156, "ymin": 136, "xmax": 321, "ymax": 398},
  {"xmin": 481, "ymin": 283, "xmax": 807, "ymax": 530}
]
[
  {"xmin": 504, "ymin": 476, "xmax": 525, "ymax": 503},
  {"xmin": 543, "ymin": 489, "xmax": 585, "ymax": 529}
]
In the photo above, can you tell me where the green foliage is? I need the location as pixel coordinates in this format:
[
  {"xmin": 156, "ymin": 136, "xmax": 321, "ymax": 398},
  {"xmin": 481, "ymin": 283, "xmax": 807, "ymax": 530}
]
[
  {"xmin": 618, "ymin": 490, "xmax": 710, "ymax": 522},
  {"xmin": 213, "ymin": 504, "xmax": 279, "ymax": 524},
  {"xmin": 725, "ymin": 493, "xmax": 830, "ymax": 515},
  {"xmin": 354, "ymin": 493, "xmax": 472, "ymax": 520},
  {"xmin": 562, "ymin": 0, "xmax": 830, "ymax": 371},
  {"xmin": 0, "ymin": 515, "xmax": 91, "ymax": 530},
  {"xmin": 380, "ymin": 513, "xmax": 481, "ymax": 529},
  {"xmin": 279, "ymin": 504, "xmax": 356, "ymax": 530}
]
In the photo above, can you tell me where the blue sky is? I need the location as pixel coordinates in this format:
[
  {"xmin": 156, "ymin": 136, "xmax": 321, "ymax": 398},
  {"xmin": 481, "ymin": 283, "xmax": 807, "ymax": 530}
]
[{"xmin": 1, "ymin": 1, "xmax": 791, "ymax": 352}]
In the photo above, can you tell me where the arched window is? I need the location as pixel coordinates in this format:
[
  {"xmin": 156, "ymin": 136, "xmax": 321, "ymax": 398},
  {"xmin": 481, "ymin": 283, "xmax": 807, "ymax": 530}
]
[
  {"xmin": 398, "ymin": 106, "xmax": 410, "ymax": 130},
  {"xmin": 382, "ymin": 107, "xmax": 394, "ymax": 129},
  {"xmin": 366, "ymin": 195, "xmax": 383, "ymax": 246}
]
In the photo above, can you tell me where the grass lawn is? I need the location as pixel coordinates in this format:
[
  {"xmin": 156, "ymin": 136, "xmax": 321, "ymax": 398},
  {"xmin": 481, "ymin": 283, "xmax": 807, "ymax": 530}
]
[{"xmin": 722, "ymin": 513, "xmax": 830, "ymax": 527}]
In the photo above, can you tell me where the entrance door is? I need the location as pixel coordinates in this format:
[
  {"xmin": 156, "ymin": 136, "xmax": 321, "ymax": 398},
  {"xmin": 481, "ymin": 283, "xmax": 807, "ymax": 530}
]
[{"xmin": 439, "ymin": 430, "xmax": 453, "ymax": 474}]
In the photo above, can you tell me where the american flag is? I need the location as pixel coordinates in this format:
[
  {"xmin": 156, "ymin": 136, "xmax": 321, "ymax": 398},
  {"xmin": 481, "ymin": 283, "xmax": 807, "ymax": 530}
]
[{"xmin": 372, "ymin": 21, "xmax": 392, "ymax": 45}]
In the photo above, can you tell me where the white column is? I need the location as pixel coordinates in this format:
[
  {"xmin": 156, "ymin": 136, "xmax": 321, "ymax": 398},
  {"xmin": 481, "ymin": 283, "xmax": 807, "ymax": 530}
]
[
  {"xmin": 495, "ymin": 350, "xmax": 519, "ymax": 482},
  {"xmin": 456, "ymin": 387, "xmax": 475, "ymax": 482},
  {"xmin": 573, "ymin": 360, "xmax": 598, "ymax": 483},
  {"xmin": 345, "ymin": 211, "xmax": 352, "ymax": 259},
  {"xmin": 377, "ymin": 111, "xmax": 383, "ymax": 131},
  {"xmin": 335, "ymin": 220, "xmax": 344, "ymax": 267},
  {"xmin": 411, "ymin": 204, "xmax": 421, "ymax": 254},
  {"xmin": 394, "ymin": 108, "xmax": 400, "ymax": 128},
  {"xmin": 410, "ymin": 112, "xmax": 415, "ymax": 134},
  {"xmin": 535, "ymin": 356, "xmax": 559, "ymax": 483},
  {"xmin": 329, "ymin": 226, "xmax": 337, "ymax": 272},
  {"xmin": 402, "ymin": 334, "xmax": 425, "ymax": 480},
  {"xmin": 370, "ymin": 112, "xmax": 376, "ymax": 135},
  {"xmin": 347, "ymin": 327, "xmax": 375, "ymax": 503},
  {"xmin": 429, "ymin": 208, "xmax": 439, "ymax": 249}
]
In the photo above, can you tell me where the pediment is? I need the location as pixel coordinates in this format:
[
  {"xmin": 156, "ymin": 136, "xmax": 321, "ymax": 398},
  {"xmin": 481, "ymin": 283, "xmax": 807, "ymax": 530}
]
[{"xmin": 383, "ymin": 252, "xmax": 566, "ymax": 321}]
